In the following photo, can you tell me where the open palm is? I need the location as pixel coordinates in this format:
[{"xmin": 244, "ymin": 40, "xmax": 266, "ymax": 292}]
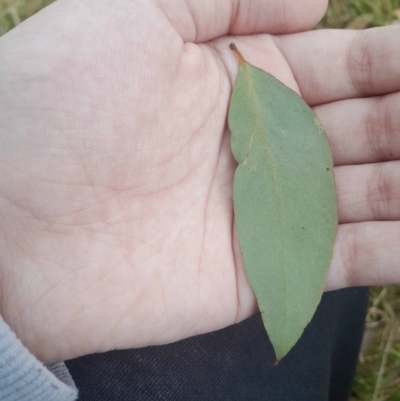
[{"xmin": 0, "ymin": 0, "xmax": 399, "ymax": 363}]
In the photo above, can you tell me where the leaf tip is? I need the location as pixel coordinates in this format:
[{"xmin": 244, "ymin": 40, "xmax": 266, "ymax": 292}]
[
  {"xmin": 229, "ymin": 42, "xmax": 246, "ymax": 65},
  {"xmin": 229, "ymin": 42, "xmax": 237, "ymax": 51}
]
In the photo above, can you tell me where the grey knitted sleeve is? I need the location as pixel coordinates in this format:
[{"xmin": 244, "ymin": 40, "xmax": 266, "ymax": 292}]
[{"xmin": 0, "ymin": 316, "xmax": 78, "ymax": 401}]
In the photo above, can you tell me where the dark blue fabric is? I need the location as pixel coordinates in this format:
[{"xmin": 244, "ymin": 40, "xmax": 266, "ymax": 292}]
[{"xmin": 66, "ymin": 287, "xmax": 368, "ymax": 400}]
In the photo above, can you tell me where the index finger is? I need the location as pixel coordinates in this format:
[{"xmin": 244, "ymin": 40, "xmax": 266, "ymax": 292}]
[
  {"xmin": 160, "ymin": 0, "xmax": 328, "ymax": 42},
  {"xmin": 276, "ymin": 26, "xmax": 400, "ymax": 106}
]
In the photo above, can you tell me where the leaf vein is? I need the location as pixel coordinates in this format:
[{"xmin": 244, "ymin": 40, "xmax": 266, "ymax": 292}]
[{"xmin": 241, "ymin": 63, "xmax": 289, "ymax": 347}]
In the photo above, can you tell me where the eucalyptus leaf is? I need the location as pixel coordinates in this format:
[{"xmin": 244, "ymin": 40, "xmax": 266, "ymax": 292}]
[{"xmin": 228, "ymin": 44, "xmax": 337, "ymax": 361}]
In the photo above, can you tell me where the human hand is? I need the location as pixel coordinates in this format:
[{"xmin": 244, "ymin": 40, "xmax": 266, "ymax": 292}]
[
  {"xmin": 0, "ymin": 0, "xmax": 398, "ymax": 363},
  {"xmin": 277, "ymin": 27, "xmax": 400, "ymax": 293}
]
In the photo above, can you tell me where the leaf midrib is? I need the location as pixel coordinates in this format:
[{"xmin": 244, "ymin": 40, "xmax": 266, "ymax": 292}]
[{"xmin": 240, "ymin": 62, "xmax": 289, "ymax": 350}]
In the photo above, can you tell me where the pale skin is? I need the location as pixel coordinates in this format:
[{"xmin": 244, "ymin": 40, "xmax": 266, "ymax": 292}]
[{"xmin": 0, "ymin": 0, "xmax": 399, "ymax": 364}]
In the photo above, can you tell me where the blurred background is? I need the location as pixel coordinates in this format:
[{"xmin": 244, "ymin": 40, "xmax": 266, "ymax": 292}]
[{"xmin": 1, "ymin": 1, "xmax": 399, "ymax": 400}]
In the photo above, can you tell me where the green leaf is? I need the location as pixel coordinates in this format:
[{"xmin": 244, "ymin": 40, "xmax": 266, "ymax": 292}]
[{"xmin": 228, "ymin": 44, "xmax": 337, "ymax": 361}]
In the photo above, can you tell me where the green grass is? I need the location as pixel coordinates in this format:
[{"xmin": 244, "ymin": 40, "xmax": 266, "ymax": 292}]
[
  {"xmin": 319, "ymin": 0, "xmax": 400, "ymax": 28},
  {"xmin": 1, "ymin": 1, "xmax": 400, "ymax": 400},
  {"xmin": 0, "ymin": 0, "xmax": 54, "ymax": 35},
  {"xmin": 351, "ymin": 287, "xmax": 400, "ymax": 401}
]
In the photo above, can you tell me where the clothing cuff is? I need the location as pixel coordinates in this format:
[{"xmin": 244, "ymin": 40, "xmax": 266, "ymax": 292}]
[{"xmin": 0, "ymin": 315, "xmax": 78, "ymax": 401}]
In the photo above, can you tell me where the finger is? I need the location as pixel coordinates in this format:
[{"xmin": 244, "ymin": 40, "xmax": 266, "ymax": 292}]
[
  {"xmin": 335, "ymin": 161, "xmax": 400, "ymax": 224},
  {"xmin": 314, "ymin": 92, "xmax": 400, "ymax": 166},
  {"xmin": 159, "ymin": 0, "xmax": 328, "ymax": 42},
  {"xmin": 276, "ymin": 26, "xmax": 400, "ymax": 105},
  {"xmin": 325, "ymin": 222, "xmax": 400, "ymax": 291}
]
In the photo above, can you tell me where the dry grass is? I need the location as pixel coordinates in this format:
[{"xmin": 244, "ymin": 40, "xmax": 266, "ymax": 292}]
[
  {"xmin": 351, "ymin": 287, "xmax": 400, "ymax": 401},
  {"xmin": 1, "ymin": 0, "xmax": 400, "ymax": 400}
]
